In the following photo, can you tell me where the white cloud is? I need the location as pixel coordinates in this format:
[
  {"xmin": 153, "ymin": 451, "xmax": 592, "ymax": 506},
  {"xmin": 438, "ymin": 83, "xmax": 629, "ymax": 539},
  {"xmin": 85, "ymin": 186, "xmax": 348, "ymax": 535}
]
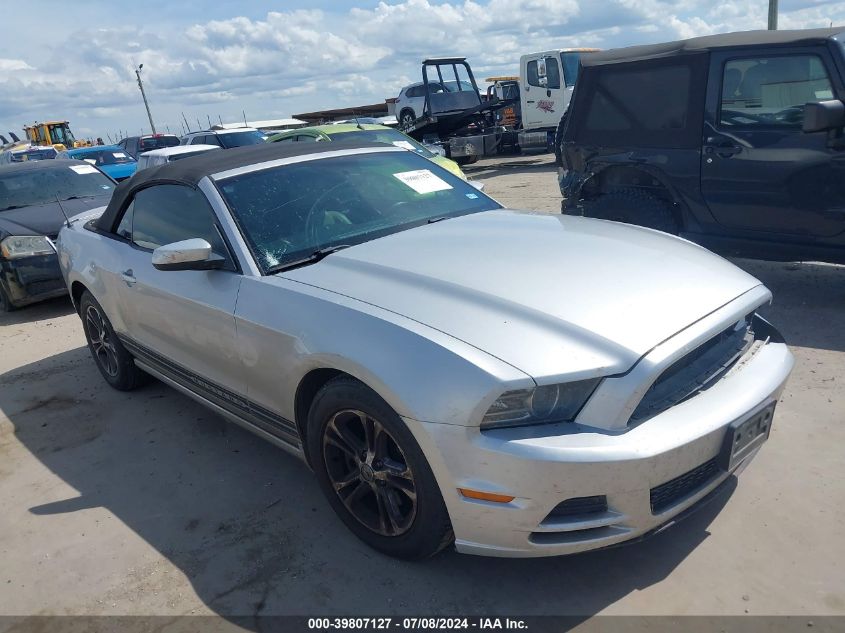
[{"xmin": 0, "ymin": 0, "xmax": 844, "ymax": 138}]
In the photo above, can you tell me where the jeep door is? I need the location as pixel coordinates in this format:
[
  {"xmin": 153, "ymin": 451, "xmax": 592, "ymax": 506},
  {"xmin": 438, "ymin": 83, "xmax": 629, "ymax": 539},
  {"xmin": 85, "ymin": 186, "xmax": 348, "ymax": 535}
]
[
  {"xmin": 111, "ymin": 183, "xmax": 246, "ymax": 395},
  {"xmin": 701, "ymin": 46, "xmax": 845, "ymax": 240}
]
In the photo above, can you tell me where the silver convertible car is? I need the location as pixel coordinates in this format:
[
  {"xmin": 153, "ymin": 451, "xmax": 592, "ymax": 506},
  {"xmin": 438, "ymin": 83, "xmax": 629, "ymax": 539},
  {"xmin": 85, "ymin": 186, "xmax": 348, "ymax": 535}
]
[{"xmin": 57, "ymin": 141, "xmax": 794, "ymax": 559}]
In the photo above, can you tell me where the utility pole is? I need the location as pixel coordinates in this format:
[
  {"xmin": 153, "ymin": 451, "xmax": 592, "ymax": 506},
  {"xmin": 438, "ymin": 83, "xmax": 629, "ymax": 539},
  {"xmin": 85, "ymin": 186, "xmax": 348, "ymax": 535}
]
[
  {"xmin": 135, "ymin": 64, "xmax": 157, "ymax": 134},
  {"xmin": 768, "ymin": 0, "xmax": 778, "ymax": 30}
]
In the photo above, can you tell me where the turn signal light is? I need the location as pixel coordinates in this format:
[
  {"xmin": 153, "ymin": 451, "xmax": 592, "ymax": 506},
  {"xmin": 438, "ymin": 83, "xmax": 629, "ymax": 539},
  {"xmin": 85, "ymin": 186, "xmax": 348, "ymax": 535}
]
[{"xmin": 458, "ymin": 488, "xmax": 515, "ymax": 503}]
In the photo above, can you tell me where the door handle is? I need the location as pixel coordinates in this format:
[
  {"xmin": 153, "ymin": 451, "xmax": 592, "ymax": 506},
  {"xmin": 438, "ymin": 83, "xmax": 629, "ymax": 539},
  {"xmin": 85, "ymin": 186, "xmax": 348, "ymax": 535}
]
[
  {"xmin": 121, "ymin": 269, "xmax": 136, "ymax": 286},
  {"xmin": 704, "ymin": 138, "xmax": 742, "ymax": 157}
]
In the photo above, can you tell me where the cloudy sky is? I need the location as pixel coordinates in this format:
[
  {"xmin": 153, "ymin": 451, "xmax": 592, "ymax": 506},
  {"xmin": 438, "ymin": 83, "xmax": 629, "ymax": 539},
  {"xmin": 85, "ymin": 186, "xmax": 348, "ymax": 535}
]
[{"xmin": 0, "ymin": 0, "xmax": 843, "ymax": 141}]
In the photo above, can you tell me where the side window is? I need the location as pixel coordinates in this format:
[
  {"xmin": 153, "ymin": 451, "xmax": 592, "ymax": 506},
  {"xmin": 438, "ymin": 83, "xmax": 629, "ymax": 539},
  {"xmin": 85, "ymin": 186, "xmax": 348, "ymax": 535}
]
[
  {"xmin": 275, "ymin": 136, "xmax": 294, "ymax": 143},
  {"xmin": 545, "ymin": 57, "xmax": 561, "ymax": 90},
  {"xmin": 720, "ymin": 54, "xmax": 834, "ymax": 127},
  {"xmin": 295, "ymin": 135, "xmax": 318, "ymax": 142},
  {"xmin": 205, "ymin": 135, "xmax": 223, "ymax": 147},
  {"xmin": 527, "ymin": 60, "xmax": 539, "ymax": 87},
  {"xmin": 127, "ymin": 185, "xmax": 232, "ymax": 265},
  {"xmin": 407, "ymin": 85, "xmax": 421, "ymax": 98},
  {"xmin": 116, "ymin": 201, "xmax": 134, "ymax": 239}
]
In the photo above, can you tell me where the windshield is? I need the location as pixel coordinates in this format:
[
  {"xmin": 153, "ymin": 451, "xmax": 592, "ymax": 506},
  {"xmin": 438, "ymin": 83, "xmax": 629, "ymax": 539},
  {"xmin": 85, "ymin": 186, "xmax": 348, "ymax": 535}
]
[
  {"xmin": 11, "ymin": 148, "xmax": 57, "ymax": 162},
  {"xmin": 217, "ymin": 150, "xmax": 499, "ymax": 273},
  {"xmin": 219, "ymin": 130, "xmax": 265, "ymax": 148},
  {"xmin": 0, "ymin": 165, "xmax": 115, "ymax": 211},
  {"xmin": 561, "ymin": 52, "xmax": 582, "ymax": 87},
  {"xmin": 49, "ymin": 124, "xmax": 75, "ymax": 146},
  {"xmin": 139, "ymin": 136, "xmax": 180, "ymax": 151},
  {"xmin": 169, "ymin": 148, "xmax": 221, "ymax": 161},
  {"xmin": 72, "ymin": 149, "xmax": 135, "ymax": 166},
  {"xmin": 333, "ymin": 129, "xmax": 435, "ymax": 158}
]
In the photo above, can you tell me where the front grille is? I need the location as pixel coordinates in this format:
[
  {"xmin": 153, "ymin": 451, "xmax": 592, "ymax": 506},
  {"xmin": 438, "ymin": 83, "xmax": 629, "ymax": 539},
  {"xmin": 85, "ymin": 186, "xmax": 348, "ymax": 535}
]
[
  {"xmin": 650, "ymin": 458, "xmax": 719, "ymax": 514},
  {"xmin": 629, "ymin": 316, "xmax": 754, "ymax": 424}
]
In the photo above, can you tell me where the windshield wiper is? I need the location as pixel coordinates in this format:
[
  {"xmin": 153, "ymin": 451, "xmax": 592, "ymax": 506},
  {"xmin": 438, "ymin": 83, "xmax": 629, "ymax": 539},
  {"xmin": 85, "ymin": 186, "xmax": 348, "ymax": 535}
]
[
  {"xmin": 0, "ymin": 205, "xmax": 26, "ymax": 211},
  {"xmin": 268, "ymin": 244, "xmax": 352, "ymax": 274},
  {"xmin": 61, "ymin": 195, "xmax": 97, "ymax": 202},
  {"xmin": 427, "ymin": 216, "xmax": 450, "ymax": 224}
]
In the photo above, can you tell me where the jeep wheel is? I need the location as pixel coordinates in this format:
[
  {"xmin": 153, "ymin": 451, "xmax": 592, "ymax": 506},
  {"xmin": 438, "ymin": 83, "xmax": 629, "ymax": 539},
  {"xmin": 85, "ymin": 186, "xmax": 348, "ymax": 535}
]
[
  {"xmin": 308, "ymin": 376, "xmax": 453, "ymax": 560},
  {"xmin": 581, "ymin": 188, "xmax": 678, "ymax": 234}
]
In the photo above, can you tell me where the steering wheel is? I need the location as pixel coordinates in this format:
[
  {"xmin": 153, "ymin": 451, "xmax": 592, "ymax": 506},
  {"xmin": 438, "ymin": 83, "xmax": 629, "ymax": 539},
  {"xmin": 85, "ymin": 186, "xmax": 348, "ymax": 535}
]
[{"xmin": 304, "ymin": 181, "xmax": 354, "ymax": 245}]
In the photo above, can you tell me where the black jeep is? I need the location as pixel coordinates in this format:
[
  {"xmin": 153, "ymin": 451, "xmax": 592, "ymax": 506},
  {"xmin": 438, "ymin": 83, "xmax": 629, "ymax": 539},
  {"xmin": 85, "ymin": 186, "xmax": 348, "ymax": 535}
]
[{"xmin": 559, "ymin": 28, "xmax": 845, "ymax": 264}]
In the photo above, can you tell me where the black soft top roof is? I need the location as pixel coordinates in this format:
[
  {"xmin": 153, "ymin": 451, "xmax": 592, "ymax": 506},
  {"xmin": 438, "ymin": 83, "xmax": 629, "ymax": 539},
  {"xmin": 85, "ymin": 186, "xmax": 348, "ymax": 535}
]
[
  {"xmin": 583, "ymin": 27, "xmax": 844, "ymax": 66},
  {"xmin": 95, "ymin": 140, "xmax": 396, "ymax": 232}
]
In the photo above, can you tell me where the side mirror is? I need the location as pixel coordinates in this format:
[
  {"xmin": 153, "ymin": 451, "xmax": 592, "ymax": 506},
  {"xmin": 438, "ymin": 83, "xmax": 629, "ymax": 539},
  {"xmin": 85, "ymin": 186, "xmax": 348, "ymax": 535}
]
[
  {"xmin": 470, "ymin": 181, "xmax": 485, "ymax": 192},
  {"xmin": 803, "ymin": 100, "xmax": 845, "ymax": 133},
  {"xmin": 152, "ymin": 238, "xmax": 225, "ymax": 271}
]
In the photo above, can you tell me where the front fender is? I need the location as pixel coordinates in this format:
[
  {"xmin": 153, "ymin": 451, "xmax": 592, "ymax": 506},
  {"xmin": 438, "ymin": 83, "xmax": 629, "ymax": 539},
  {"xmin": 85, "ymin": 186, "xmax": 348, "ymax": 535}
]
[{"xmin": 235, "ymin": 275, "xmax": 534, "ymax": 428}]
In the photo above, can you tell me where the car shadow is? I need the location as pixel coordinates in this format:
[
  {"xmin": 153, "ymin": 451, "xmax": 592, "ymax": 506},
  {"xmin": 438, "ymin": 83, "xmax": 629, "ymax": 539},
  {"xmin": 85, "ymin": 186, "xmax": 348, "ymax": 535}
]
[
  {"xmin": 2, "ymin": 347, "xmax": 735, "ymax": 622},
  {"xmin": 0, "ymin": 295, "xmax": 75, "ymax": 325},
  {"xmin": 464, "ymin": 155, "xmax": 557, "ymax": 181},
  {"xmin": 729, "ymin": 258, "xmax": 845, "ymax": 352}
]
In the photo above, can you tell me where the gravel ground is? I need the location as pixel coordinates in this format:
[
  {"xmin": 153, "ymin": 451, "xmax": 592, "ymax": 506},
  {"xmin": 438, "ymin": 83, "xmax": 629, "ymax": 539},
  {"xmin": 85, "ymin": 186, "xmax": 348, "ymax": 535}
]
[{"xmin": 0, "ymin": 153, "xmax": 843, "ymax": 623}]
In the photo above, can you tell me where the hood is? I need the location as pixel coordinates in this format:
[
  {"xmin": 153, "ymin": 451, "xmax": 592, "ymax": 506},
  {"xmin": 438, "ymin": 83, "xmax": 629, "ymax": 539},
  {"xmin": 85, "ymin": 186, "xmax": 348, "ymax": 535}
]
[
  {"xmin": 0, "ymin": 194, "xmax": 112, "ymax": 238},
  {"xmin": 100, "ymin": 162, "xmax": 137, "ymax": 181},
  {"xmin": 282, "ymin": 210, "xmax": 762, "ymax": 380}
]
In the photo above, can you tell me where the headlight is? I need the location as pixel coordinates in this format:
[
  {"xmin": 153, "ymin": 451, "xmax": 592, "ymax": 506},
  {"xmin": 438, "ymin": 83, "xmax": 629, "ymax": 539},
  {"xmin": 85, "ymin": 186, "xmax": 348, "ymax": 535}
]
[
  {"xmin": 481, "ymin": 379, "xmax": 600, "ymax": 430},
  {"xmin": 0, "ymin": 235, "xmax": 55, "ymax": 259}
]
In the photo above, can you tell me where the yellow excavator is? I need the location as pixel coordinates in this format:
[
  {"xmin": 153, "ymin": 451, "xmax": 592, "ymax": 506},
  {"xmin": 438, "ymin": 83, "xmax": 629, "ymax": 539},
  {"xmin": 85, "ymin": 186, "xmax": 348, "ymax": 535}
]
[{"xmin": 23, "ymin": 121, "xmax": 90, "ymax": 151}]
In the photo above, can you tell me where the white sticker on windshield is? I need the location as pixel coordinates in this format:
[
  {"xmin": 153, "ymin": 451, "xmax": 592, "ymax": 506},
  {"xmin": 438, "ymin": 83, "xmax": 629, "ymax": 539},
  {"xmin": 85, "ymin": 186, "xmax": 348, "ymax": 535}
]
[
  {"xmin": 69, "ymin": 164, "xmax": 98, "ymax": 175},
  {"xmin": 84, "ymin": 158, "xmax": 97, "ymax": 165},
  {"xmin": 113, "ymin": 152, "xmax": 127, "ymax": 158},
  {"xmin": 393, "ymin": 169, "xmax": 452, "ymax": 194},
  {"xmin": 391, "ymin": 141, "xmax": 416, "ymax": 151}
]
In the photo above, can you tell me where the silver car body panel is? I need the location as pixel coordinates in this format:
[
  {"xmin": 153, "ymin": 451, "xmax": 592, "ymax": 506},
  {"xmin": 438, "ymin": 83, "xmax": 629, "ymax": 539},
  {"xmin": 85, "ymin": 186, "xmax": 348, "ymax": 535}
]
[{"xmin": 56, "ymin": 146, "xmax": 794, "ymax": 557}]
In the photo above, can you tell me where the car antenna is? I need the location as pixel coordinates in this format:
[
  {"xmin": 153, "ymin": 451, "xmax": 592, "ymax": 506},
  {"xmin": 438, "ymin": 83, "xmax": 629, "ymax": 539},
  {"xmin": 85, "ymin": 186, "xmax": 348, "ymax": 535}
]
[
  {"xmin": 55, "ymin": 193, "xmax": 72, "ymax": 228},
  {"xmin": 352, "ymin": 110, "xmax": 364, "ymax": 130}
]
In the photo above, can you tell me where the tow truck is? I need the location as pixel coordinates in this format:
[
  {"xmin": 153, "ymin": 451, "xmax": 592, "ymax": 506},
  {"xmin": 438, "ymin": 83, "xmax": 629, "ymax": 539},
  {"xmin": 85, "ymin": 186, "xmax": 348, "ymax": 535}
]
[{"xmin": 400, "ymin": 50, "xmax": 598, "ymax": 162}]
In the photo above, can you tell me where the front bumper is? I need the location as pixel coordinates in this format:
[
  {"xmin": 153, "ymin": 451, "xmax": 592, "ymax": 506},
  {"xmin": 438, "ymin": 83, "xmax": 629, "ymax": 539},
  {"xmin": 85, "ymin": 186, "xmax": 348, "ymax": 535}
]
[
  {"xmin": 1, "ymin": 253, "xmax": 67, "ymax": 308},
  {"xmin": 407, "ymin": 337, "xmax": 793, "ymax": 557}
]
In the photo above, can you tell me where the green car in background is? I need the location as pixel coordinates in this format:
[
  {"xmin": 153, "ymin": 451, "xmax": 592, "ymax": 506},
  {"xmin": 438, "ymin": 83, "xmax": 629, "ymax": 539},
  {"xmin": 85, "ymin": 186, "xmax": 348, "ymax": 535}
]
[{"xmin": 266, "ymin": 124, "xmax": 467, "ymax": 180}]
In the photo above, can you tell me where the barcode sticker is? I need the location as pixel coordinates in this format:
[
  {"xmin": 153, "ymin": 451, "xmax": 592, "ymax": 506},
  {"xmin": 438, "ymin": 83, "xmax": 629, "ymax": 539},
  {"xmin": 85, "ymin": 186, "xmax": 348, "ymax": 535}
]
[
  {"xmin": 69, "ymin": 164, "xmax": 99, "ymax": 175},
  {"xmin": 393, "ymin": 169, "xmax": 452, "ymax": 194}
]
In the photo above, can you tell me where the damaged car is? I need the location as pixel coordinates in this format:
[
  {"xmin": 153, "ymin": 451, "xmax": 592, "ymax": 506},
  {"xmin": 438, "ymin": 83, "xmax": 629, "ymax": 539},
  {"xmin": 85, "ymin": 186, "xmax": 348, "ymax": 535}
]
[
  {"xmin": 0, "ymin": 160, "xmax": 115, "ymax": 311},
  {"xmin": 58, "ymin": 141, "xmax": 793, "ymax": 559}
]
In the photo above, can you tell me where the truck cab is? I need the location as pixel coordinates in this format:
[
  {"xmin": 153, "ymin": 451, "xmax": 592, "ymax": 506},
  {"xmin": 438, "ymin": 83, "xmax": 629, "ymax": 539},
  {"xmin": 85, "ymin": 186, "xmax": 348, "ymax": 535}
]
[{"xmin": 517, "ymin": 49, "xmax": 599, "ymax": 152}]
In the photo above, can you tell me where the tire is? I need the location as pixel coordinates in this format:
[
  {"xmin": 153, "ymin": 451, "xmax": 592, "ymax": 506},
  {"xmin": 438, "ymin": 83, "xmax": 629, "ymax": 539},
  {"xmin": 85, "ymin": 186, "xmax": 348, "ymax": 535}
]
[
  {"xmin": 399, "ymin": 109, "xmax": 416, "ymax": 131},
  {"xmin": 79, "ymin": 290, "xmax": 148, "ymax": 391},
  {"xmin": 581, "ymin": 188, "xmax": 678, "ymax": 234},
  {"xmin": 455, "ymin": 155, "xmax": 478, "ymax": 166},
  {"xmin": 307, "ymin": 376, "xmax": 453, "ymax": 560},
  {"xmin": 553, "ymin": 112, "xmax": 568, "ymax": 166},
  {"xmin": 0, "ymin": 284, "xmax": 16, "ymax": 313}
]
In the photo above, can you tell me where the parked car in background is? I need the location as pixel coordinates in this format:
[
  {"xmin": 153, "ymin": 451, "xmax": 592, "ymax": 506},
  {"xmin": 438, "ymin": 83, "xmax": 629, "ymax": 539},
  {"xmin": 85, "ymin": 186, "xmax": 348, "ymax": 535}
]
[
  {"xmin": 266, "ymin": 123, "xmax": 467, "ymax": 179},
  {"xmin": 559, "ymin": 27, "xmax": 845, "ymax": 264},
  {"xmin": 0, "ymin": 145, "xmax": 58, "ymax": 164},
  {"xmin": 0, "ymin": 160, "xmax": 115, "ymax": 310},
  {"xmin": 181, "ymin": 127, "xmax": 265, "ymax": 148},
  {"xmin": 57, "ymin": 145, "xmax": 137, "ymax": 181},
  {"xmin": 58, "ymin": 140, "xmax": 792, "ymax": 559},
  {"xmin": 136, "ymin": 145, "xmax": 221, "ymax": 171},
  {"xmin": 117, "ymin": 134, "xmax": 180, "ymax": 159}
]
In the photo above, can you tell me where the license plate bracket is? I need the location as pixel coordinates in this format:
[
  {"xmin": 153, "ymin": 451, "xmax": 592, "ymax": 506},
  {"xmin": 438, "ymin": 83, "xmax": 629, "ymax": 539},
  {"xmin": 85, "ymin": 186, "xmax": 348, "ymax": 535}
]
[{"xmin": 719, "ymin": 402, "xmax": 775, "ymax": 472}]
